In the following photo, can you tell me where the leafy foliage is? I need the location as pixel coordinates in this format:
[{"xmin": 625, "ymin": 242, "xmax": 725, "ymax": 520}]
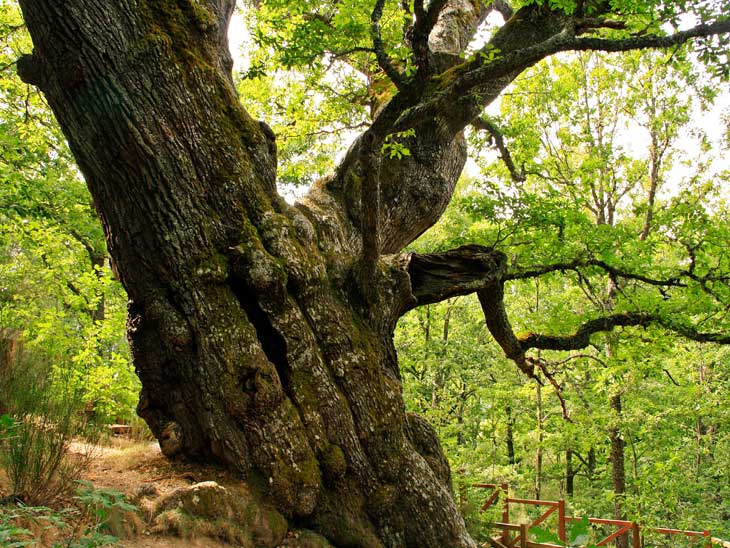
[
  {"xmin": 398, "ymin": 47, "xmax": 730, "ymax": 540},
  {"xmin": 0, "ymin": 481, "xmax": 135, "ymax": 547},
  {"xmin": 0, "ymin": 1, "xmax": 138, "ymax": 425},
  {"xmin": 3, "ymin": 0, "xmax": 730, "ymax": 544}
]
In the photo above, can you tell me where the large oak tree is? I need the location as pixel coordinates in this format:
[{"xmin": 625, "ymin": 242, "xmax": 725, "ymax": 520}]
[{"xmin": 14, "ymin": 1, "xmax": 730, "ymax": 546}]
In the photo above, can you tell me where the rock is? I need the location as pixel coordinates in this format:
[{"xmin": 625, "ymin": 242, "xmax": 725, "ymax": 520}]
[
  {"xmin": 278, "ymin": 529, "xmax": 335, "ymax": 547},
  {"xmin": 159, "ymin": 422, "xmax": 183, "ymax": 457},
  {"xmin": 134, "ymin": 483, "xmax": 159, "ymax": 500},
  {"xmin": 151, "ymin": 481, "xmax": 287, "ymax": 547}
]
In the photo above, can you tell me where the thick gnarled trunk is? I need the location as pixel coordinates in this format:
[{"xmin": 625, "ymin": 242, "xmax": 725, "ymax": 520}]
[{"xmin": 15, "ymin": 2, "xmax": 505, "ymax": 546}]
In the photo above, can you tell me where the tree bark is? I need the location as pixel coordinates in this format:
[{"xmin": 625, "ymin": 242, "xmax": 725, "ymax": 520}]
[{"xmin": 506, "ymin": 405, "xmax": 516, "ymax": 466}]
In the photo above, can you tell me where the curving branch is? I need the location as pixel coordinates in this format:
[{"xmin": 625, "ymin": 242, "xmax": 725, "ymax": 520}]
[
  {"xmin": 471, "ymin": 117, "xmax": 525, "ymax": 182},
  {"xmin": 390, "ymin": 18, "xmax": 730, "ymax": 136},
  {"xmin": 411, "ymin": 0, "xmax": 449, "ymax": 74},
  {"xmin": 427, "ymin": 0, "xmax": 499, "ymax": 74},
  {"xmin": 405, "ymin": 245, "xmax": 507, "ymax": 309},
  {"xmin": 478, "ymin": 296, "xmax": 730, "ymax": 377},
  {"xmin": 519, "ymin": 313, "xmax": 654, "ymax": 352},
  {"xmin": 478, "ymin": 283, "xmax": 535, "ymax": 377},
  {"xmin": 461, "ymin": 19, "xmax": 730, "ymax": 93},
  {"xmin": 506, "ymin": 259, "xmax": 688, "ymax": 288},
  {"xmin": 393, "ymin": 244, "xmax": 729, "ymax": 380},
  {"xmin": 506, "ymin": 257, "xmax": 730, "ymax": 305},
  {"xmin": 371, "ymin": 0, "xmax": 407, "ymax": 89},
  {"xmin": 521, "ymin": 313, "xmax": 730, "ymax": 351}
]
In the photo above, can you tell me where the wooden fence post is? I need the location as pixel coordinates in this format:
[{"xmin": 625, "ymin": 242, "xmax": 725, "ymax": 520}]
[
  {"xmin": 558, "ymin": 499, "xmax": 566, "ymax": 543},
  {"xmin": 632, "ymin": 523, "xmax": 640, "ymax": 548},
  {"xmin": 704, "ymin": 530, "xmax": 711, "ymax": 548},
  {"xmin": 502, "ymin": 483, "xmax": 510, "ymax": 545},
  {"xmin": 521, "ymin": 523, "xmax": 529, "ymax": 548}
]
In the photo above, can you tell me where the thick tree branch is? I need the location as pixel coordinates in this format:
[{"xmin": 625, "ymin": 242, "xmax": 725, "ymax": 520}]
[
  {"xmin": 477, "ymin": 283, "xmax": 535, "ymax": 377},
  {"xmin": 471, "ymin": 117, "xmax": 525, "ymax": 182},
  {"xmin": 462, "ymin": 19, "xmax": 730, "ymax": 91},
  {"xmin": 411, "ymin": 0, "xmax": 448, "ymax": 74},
  {"xmin": 371, "ymin": 0, "xmax": 407, "ymax": 89},
  {"xmin": 397, "ymin": 246, "xmax": 727, "ymax": 379},
  {"xmin": 520, "ymin": 313, "xmax": 730, "ymax": 351},
  {"xmin": 570, "ymin": 20, "xmax": 730, "ymax": 52},
  {"xmin": 474, "ymin": 260, "xmax": 729, "ymax": 377},
  {"xmin": 427, "ymin": 0, "xmax": 496, "ymax": 73},
  {"xmin": 478, "ymin": 299, "xmax": 730, "ymax": 378},
  {"xmin": 520, "ymin": 313, "xmax": 654, "ymax": 352},
  {"xmin": 405, "ymin": 245, "xmax": 507, "ymax": 310},
  {"xmin": 359, "ymin": 132, "xmax": 383, "ymax": 280},
  {"xmin": 391, "ymin": 19, "xmax": 730, "ymax": 135}
]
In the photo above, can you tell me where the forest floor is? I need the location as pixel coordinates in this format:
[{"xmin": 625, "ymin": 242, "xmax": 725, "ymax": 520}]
[
  {"xmin": 1, "ymin": 436, "xmax": 244, "ymax": 547},
  {"xmin": 78, "ymin": 437, "xmax": 240, "ymax": 547}
]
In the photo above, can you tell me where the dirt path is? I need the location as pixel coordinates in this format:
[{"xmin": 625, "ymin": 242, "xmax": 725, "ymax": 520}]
[
  {"xmin": 4, "ymin": 437, "xmax": 310, "ymax": 547},
  {"xmin": 118, "ymin": 536, "xmax": 231, "ymax": 548},
  {"xmin": 72, "ymin": 438, "xmax": 242, "ymax": 547}
]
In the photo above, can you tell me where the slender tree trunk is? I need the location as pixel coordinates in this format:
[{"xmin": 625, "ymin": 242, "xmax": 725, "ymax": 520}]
[
  {"xmin": 587, "ymin": 447, "xmax": 596, "ymax": 482},
  {"xmin": 609, "ymin": 393, "xmax": 627, "ymax": 548},
  {"xmin": 506, "ymin": 405, "xmax": 516, "ymax": 466},
  {"xmin": 566, "ymin": 449, "xmax": 575, "ymax": 497},
  {"xmin": 535, "ymin": 381, "xmax": 543, "ymax": 500},
  {"xmin": 90, "ymin": 251, "xmax": 106, "ymax": 323},
  {"xmin": 456, "ymin": 381, "xmax": 467, "ymax": 447},
  {"xmin": 0, "ymin": 330, "xmax": 21, "ymax": 415}
]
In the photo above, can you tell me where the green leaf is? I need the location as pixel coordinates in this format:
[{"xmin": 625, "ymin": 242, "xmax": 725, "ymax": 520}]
[
  {"xmin": 568, "ymin": 517, "xmax": 590, "ymax": 546},
  {"xmin": 533, "ymin": 526, "xmax": 563, "ymax": 545}
]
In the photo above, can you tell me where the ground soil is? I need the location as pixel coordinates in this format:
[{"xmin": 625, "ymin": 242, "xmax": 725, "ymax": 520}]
[
  {"xmin": 2, "ymin": 436, "xmax": 251, "ymax": 547},
  {"xmin": 85, "ymin": 437, "xmax": 247, "ymax": 547}
]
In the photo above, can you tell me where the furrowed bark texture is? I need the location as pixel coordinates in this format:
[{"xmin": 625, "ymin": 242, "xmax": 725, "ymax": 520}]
[{"xmin": 16, "ymin": 1, "xmax": 503, "ymax": 546}]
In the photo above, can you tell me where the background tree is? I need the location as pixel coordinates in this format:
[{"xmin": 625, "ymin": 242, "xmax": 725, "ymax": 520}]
[{"xmin": 10, "ymin": 0, "xmax": 730, "ymax": 546}]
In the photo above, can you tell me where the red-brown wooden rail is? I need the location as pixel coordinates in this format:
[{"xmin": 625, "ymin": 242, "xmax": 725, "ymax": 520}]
[{"xmin": 474, "ymin": 483, "xmax": 715, "ymax": 548}]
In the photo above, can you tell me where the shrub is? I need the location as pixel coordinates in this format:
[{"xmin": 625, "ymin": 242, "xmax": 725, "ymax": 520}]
[
  {"xmin": 0, "ymin": 482, "xmax": 138, "ymax": 547},
  {"xmin": 0, "ymin": 346, "xmax": 97, "ymax": 505}
]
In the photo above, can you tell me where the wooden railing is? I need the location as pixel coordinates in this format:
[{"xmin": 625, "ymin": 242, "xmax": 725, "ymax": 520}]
[{"xmin": 474, "ymin": 483, "xmax": 715, "ymax": 548}]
